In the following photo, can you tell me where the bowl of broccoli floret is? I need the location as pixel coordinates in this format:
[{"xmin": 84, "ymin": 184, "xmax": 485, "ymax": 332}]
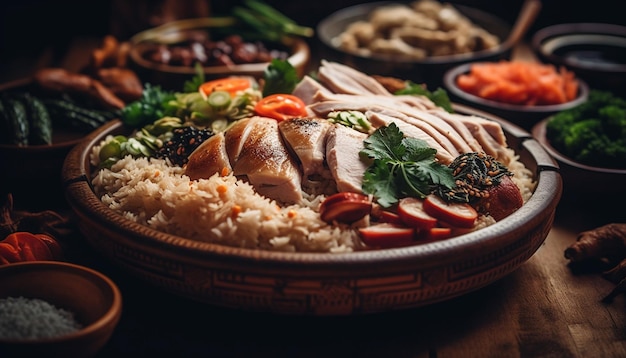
[{"xmin": 532, "ymin": 89, "xmax": 626, "ymax": 200}]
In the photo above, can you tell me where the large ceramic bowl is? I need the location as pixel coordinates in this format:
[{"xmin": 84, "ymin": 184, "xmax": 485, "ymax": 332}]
[
  {"xmin": 443, "ymin": 61, "xmax": 589, "ymax": 131},
  {"xmin": 0, "ymin": 261, "xmax": 122, "ymax": 357},
  {"xmin": 62, "ymin": 104, "xmax": 561, "ymax": 316},
  {"xmin": 128, "ymin": 17, "xmax": 310, "ymax": 91},
  {"xmin": 316, "ymin": 1, "xmax": 513, "ymax": 89}
]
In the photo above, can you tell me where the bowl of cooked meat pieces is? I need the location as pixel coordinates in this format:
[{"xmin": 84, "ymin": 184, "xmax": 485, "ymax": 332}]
[
  {"xmin": 316, "ymin": 0, "xmax": 520, "ymax": 89},
  {"xmin": 62, "ymin": 59, "xmax": 562, "ymax": 316},
  {"xmin": 127, "ymin": 16, "xmax": 310, "ymax": 91}
]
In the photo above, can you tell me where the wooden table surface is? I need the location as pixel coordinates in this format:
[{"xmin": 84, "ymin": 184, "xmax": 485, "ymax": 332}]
[{"xmin": 2, "ymin": 36, "xmax": 626, "ymax": 358}]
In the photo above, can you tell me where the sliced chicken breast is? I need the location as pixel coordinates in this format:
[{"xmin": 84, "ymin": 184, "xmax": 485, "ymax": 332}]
[
  {"xmin": 185, "ymin": 132, "xmax": 231, "ymax": 180},
  {"xmin": 278, "ymin": 117, "xmax": 332, "ymax": 177},
  {"xmin": 326, "ymin": 124, "xmax": 370, "ymax": 193},
  {"xmin": 231, "ymin": 116, "xmax": 303, "ymax": 204}
]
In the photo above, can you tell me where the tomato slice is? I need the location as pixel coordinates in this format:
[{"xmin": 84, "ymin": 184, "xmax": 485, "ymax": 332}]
[
  {"xmin": 359, "ymin": 223, "xmax": 415, "ymax": 248},
  {"xmin": 199, "ymin": 78, "xmax": 252, "ymax": 97},
  {"xmin": 254, "ymin": 94, "xmax": 308, "ymax": 121},
  {"xmin": 397, "ymin": 197, "xmax": 438, "ymax": 230},
  {"xmin": 422, "ymin": 195, "xmax": 477, "ymax": 228},
  {"xmin": 319, "ymin": 192, "xmax": 372, "ymax": 224}
]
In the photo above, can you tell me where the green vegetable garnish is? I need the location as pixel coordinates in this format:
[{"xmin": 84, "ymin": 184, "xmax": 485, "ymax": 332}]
[
  {"xmin": 546, "ymin": 90, "xmax": 626, "ymax": 169},
  {"xmin": 360, "ymin": 123, "xmax": 455, "ymax": 207},
  {"xmin": 183, "ymin": 63, "xmax": 206, "ymax": 93},
  {"xmin": 122, "ymin": 83, "xmax": 177, "ymax": 128},
  {"xmin": 262, "ymin": 59, "xmax": 300, "ymax": 97},
  {"xmin": 232, "ymin": 0, "xmax": 314, "ymax": 42},
  {"xmin": 328, "ymin": 110, "xmax": 372, "ymax": 133},
  {"xmin": 395, "ymin": 81, "xmax": 454, "ymax": 113}
]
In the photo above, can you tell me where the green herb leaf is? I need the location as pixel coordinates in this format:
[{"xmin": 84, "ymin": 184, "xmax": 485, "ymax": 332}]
[
  {"xmin": 360, "ymin": 123, "xmax": 455, "ymax": 207},
  {"xmin": 262, "ymin": 59, "xmax": 300, "ymax": 96},
  {"xmin": 395, "ymin": 81, "xmax": 454, "ymax": 113},
  {"xmin": 183, "ymin": 63, "xmax": 206, "ymax": 93}
]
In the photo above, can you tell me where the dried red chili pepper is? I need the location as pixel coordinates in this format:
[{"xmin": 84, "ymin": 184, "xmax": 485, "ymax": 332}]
[{"xmin": 0, "ymin": 231, "xmax": 63, "ymax": 265}]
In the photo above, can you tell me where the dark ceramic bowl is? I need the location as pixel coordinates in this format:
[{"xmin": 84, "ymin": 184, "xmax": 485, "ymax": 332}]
[
  {"xmin": 0, "ymin": 261, "xmax": 122, "ymax": 357},
  {"xmin": 316, "ymin": 1, "xmax": 512, "ymax": 89},
  {"xmin": 62, "ymin": 104, "xmax": 561, "ymax": 316},
  {"xmin": 443, "ymin": 61, "xmax": 589, "ymax": 131},
  {"xmin": 532, "ymin": 117, "xmax": 626, "ymax": 201},
  {"xmin": 532, "ymin": 23, "xmax": 626, "ymax": 96},
  {"xmin": 0, "ymin": 78, "xmax": 96, "ymax": 209},
  {"xmin": 128, "ymin": 17, "xmax": 310, "ymax": 91}
]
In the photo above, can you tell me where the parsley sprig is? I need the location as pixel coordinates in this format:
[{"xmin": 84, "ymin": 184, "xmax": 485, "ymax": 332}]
[{"xmin": 360, "ymin": 123, "xmax": 455, "ymax": 208}]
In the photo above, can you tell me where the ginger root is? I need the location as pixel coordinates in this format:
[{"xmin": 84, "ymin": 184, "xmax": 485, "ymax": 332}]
[
  {"xmin": 564, "ymin": 223, "xmax": 626, "ymax": 302},
  {"xmin": 564, "ymin": 223, "xmax": 626, "ymax": 264}
]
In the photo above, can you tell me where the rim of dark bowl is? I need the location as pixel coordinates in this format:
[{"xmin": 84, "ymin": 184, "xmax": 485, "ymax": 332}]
[
  {"xmin": 531, "ymin": 22, "xmax": 626, "ymax": 74},
  {"xmin": 532, "ymin": 117, "xmax": 626, "ymax": 174}
]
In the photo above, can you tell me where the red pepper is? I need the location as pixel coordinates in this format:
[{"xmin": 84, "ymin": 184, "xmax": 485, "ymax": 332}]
[
  {"xmin": 199, "ymin": 78, "xmax": 252, "ymax": 97},
  {"xmin": 0, "ymin": 231, "xmax": 63, "ymax": 265},
  {"xmin": 253, "ymin": 94, "xmax": 308, "ymax": 121}
]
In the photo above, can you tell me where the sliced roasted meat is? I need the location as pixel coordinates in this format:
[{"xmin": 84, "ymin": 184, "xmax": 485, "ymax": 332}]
[
  {"xmin": 455, "ymin": 115, "xmax": 510, "ymax": 162},
  {"xmin": 224, "ymin": 116, "xmax": 257, "ymax": 165},
  {"xmin": 326, "ymin": 124, "xmax": 370, "ymax": 193},
  {"xmin": 365, "ymin": 110, "xmax": 456, "ymax": 164},
  {"xmin": 427, "ymin": 109, "xmax": 483, "ymax": 153},
  {"xmin": 278, "ymin": 117, "xmax": 332, "ymax": 178},
  {"xmin": 317, "ymin": 60, "xmax": 391, "ymax": 96},
  {"xmin": 292, "ymin": 75, "xmax": 333, "ymax": 106},
  {"xmin": 185, "ymin": 132, "xmax": 231, "ymax": 180},
  {"xmin": 230, "ymin": 117, "xmax": 303, "ymax": 204},
  {"xmin": 311, "ymin": 91, "xmax": 474, "ymax": 155}
]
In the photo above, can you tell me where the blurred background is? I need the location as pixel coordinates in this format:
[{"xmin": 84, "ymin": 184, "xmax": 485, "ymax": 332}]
[{"xmin": 0, "ymin": 0, "xmax": 623, "ymax": 75}]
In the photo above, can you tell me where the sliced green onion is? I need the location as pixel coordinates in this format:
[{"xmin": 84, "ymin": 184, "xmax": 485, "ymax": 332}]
[{"xmin": 207, "ymin": 91, "xmax": 232, "ymax": 111}]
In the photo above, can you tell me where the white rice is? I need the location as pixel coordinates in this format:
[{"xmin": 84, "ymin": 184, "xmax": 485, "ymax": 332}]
[{"xmin": 90, "ymin": 138, "xmax": 535, "ymax": 253}]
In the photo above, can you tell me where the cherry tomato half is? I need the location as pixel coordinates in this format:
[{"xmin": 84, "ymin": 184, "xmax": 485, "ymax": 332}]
[
  {"xmin": 199, "ymin": 78, "xmax": 252, "ymax": 97},
  {"xmin": 253, "ymin": 94, "xmax": 308, "ymax": 121}
]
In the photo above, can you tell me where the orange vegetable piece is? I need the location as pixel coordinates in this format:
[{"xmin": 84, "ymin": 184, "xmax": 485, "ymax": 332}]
[{"xmin": 456, "ymin": 60, "xmax": 579, "ymax": 106}]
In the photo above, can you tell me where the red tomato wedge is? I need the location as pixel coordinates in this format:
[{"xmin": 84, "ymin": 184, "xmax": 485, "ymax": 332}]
[
  {"xmin": 422, "ymin": 195, "xmax": 477, "ymax": 228},
  {"xmin": 397, "ymin": 197, "xmax": 438, "ymax": 230},
  {"xmin": 359, "ymin": 223, "xmax": 415, "ymax": 248},
  {"xmin": 254, "ymin": 94, "xmax": 308, "ymax": 121},
  {"xmin": 319, "ymin": 192, "xmax": 372, "ymax": 224},
  {"xmin": 199, "ymin": 78, "xmax": 252, "ymax": 97}
]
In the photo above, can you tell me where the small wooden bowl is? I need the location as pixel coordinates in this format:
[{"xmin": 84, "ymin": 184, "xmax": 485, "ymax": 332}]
[
  {"xmin": 127, "ymin": 17, "xmax": 311, "ymax": 91},
  {"xmin": 0, "ymin": 261, "xmax": 122, "ymax": 357}
]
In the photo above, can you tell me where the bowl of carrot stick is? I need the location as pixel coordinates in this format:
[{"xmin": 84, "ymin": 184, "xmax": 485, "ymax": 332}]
[{"xmin": 443, "ymin": 60, "xmax": 589, "ymax": 130}]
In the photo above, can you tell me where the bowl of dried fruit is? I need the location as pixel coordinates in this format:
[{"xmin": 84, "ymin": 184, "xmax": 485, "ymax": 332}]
[
  {"xmin": 128, "ymin": 2, "xmax": 311, "ymax": 91},
  {"xmin": 0, "ymin": 261, "xmax": 122, "ymax": 357}
]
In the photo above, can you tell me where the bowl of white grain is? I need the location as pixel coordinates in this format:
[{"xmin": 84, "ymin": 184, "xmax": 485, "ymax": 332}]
[{"xmin": 0, "ymin": 261, "xmax": 122, "ymax": 357}]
